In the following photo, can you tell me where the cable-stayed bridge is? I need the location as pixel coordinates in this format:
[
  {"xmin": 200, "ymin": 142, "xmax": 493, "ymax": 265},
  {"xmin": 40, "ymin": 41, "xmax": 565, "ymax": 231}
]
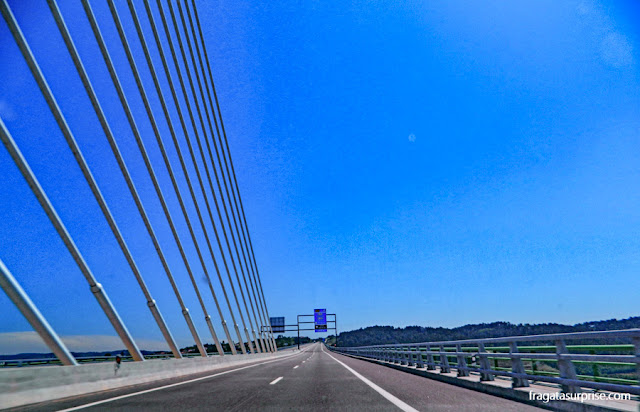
[{"xmin": 0, "ymin": 1, "xmax": 638, "ymax": 411}]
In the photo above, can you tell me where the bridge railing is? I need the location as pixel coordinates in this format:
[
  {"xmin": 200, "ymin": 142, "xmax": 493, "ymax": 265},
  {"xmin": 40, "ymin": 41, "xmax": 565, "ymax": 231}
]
[
  {"xmin": 330, "ymin": 328, "xmax": 640, "ymax": 396},
  {"xmin": 1, "ymin": 342, "xmax": 299, "ymax": 368},
  {"xmin": 0, "ymin": 352, "xmax": 226, "ymax": 368}
]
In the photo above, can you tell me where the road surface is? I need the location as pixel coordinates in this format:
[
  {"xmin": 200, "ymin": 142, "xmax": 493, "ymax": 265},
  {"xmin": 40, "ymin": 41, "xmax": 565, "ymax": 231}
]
[{"xmin": 12, "ymin": 343, "xmax": 542, "ymax": 411}]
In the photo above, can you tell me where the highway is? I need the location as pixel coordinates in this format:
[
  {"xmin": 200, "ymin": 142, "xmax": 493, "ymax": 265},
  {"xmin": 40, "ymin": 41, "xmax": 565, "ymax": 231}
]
[{"xmin": 11, "ymin": 343, "xmax": 543, "ymax": 411}]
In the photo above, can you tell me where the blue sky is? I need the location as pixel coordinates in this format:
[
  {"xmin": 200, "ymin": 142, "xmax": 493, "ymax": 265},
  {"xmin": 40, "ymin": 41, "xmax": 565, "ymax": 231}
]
[{"xmin": 0, "ymin": 0, "xmax": 639, "ymax": 354}]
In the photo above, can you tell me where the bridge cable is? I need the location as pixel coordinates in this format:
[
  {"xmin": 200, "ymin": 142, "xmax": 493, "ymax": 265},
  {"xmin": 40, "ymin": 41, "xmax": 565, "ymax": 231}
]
[
  {"xmin": 185, "ymin": 0, "xmax": 276, "ymax": 352},
  {"xmin": 169, "ymin": 0, "xmax": 266, "ymax": 355},
  {"xmin": 106, "ymin": 0, "xmax": 238, "ymax": 355},
  {"xmin": 168, "ymin": 0, "xmax": 268, "ymax": 354},
  {"xmin": 187, "ymin": 0, "xmax": 278, "ymax": 352},
  {"xmin": 131, "ymin": 0, "xmax": 259, "ymax": 354},
  {"xmin": 179, "ymin": 0, "xmax": 274, "ymax": 353},
  {"xmin": 45, "ymin": 0, "xmax": 182, "ymax": 360},
  {"xmin": 0, "ymin": 0, "xmax": 145, "ymax": 361},
  {"xmin": 181, "ymin": 0, "xmax": 271, "ymax": 353},
  {"xmin": 105, "ymin": 0, "xmax": 233, "ymax": 356},
  {"xmin": 149, "ymin": 0, "xmax": 264, "ymax": 353},
  {"xmin": 109, "ymin": 0, "xmax": 251, "ymax": 355},
  {"xmin": 186, "ymin": 0, "xmax": 277, "ymax": 352},
  {"xmin": 0, "ymin": 141, "xmax": 78, "ymax": 366},
  {"xmin": 80, "ymin": 0, "xmax": 211, "ymax": 358}
]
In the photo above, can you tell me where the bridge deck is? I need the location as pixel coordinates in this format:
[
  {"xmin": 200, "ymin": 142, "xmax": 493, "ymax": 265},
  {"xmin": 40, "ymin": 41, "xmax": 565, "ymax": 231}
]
[{"xmin": 13, "ymin": 343, "xmax": 542, "ymax": 411}]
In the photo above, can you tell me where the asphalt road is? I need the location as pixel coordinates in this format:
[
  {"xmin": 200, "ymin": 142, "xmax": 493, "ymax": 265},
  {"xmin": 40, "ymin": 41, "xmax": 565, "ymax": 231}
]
[{"xmin": 15, "ymin": 343, "xmax": 543, "ymax": 411}]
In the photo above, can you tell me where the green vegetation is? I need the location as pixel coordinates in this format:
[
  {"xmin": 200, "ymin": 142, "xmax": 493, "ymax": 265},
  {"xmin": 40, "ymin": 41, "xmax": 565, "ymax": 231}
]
[
  {"xmin": 335, "ymin": 317, "xmax": 640, "ymax": 347},
  {"xmin": 274, "ymin": 335, "xmax": 311, "ymax": 348}
]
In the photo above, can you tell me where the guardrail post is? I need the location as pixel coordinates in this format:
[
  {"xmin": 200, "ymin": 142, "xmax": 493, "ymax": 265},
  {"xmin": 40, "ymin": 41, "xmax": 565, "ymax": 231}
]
[
  {"xmin": 439, "ymin": 345, "xmax": 451, "ymax": 373},
  {"xmin": 477, "ymin": 342, "xmax": 494, "ymax": 381},
  {"xmin": 509, "ymin": 341, "xmax": 529, "ymax": 388},
  {"xmin": 400, "ymin": 346, "xmax": 408, "ymax": 365},
  {"xmin": 416, "ymin": 346, "xmax": 425, "ymax": 368},
  {"xmin": 411, "ymin": 346, "xmax": 418, "ymax": 366},
  {"xmin": 456, "ymin": 344, "xmax": 469, "ymax": 377},
  {"xmin": 555, "ymin": 339, "xmax": 581, "ymax": 394},
  {"xmin": 426, "ymin": 344, "xmax": 436, "ymax": 370},
  {"xmin": 633, "ymin": 337, "xmax": 640, "ymax": 386}
]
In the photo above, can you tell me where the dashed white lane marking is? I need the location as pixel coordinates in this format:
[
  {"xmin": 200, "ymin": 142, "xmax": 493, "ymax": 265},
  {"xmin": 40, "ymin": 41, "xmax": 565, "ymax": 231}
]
[
  {"xmin": 270, "ymin": 376, "xmax": 283, "ymax": 385},
  {"xmin": 321, "ymin": 345, "xmax": 419, "ymax": 412},
  {"xmin": 302, "ymin": 361, "xmax": 306, "ymax": 363},
  {"xmin": 293, "ymin": 365, "xmax": 299, "ymax": 369},
  {"xmin": 57, "ymin": 351, "xmax": 305, "ymax": 411}
]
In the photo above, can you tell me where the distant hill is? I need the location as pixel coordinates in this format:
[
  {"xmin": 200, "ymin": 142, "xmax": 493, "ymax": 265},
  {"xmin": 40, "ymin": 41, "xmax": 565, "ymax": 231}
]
[{"xmin": 329, "ymin": 317, "xmax": 640, "ymax": 347}]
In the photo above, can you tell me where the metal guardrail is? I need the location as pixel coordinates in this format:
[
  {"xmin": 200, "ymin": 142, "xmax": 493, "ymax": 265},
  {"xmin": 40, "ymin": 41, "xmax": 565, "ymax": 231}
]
[{"xmin": 329, "ymin": 328, "xmax": 640, "ymax": 396}]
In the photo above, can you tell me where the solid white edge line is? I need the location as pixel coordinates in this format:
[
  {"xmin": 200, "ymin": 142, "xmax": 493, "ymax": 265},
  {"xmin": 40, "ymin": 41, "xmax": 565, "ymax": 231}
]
[
  {"xmin": 321, "ymin": 345, "xmax": 419, "ymax": 412},
  {"xmin": 57, "ymin": 349, "xmax": 308, "ymax": 411},
  {"xmin": 269, "ymin": 376, "xmax": 283, "ymax": 385}
]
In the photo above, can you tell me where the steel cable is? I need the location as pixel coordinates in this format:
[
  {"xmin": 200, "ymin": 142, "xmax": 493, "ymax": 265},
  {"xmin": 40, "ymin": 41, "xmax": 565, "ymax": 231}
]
[
  {"xmin": 0, "ymin": 0, "xmax": 144, "ymax": 361},
  {"xmin": 128, "ymin": 0, "xmax": 256, "ymax": 354},
  {"xmin": 187, "ymin": 0, "xmax": 278, "ymax": 352},
  {"xmin": 108, "ymin": 0, "xmax": 248, "ymax": 354},
  {"xmin": 166, "ymin": 0, "xmax": 267, "ymax": 354},
  {"xmin": 80, "ymin": 0, "xmax": 211, "ymax": 357},
  {"xmin": 46, "ymin": 0, "xmax": 181, "ymax": 359}
]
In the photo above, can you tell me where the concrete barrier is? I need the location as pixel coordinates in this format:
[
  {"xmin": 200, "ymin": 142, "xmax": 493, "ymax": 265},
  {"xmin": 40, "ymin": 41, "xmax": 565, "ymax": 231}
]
[{"xmin": 0, "ymin": 350, "xmax": 296, "ymax": 410}]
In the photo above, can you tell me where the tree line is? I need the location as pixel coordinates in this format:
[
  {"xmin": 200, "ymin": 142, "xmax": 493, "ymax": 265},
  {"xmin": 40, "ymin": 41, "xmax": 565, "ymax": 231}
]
[{"xmin": 331, "ymin": 317, "xmax": 640, "ymax": 347}]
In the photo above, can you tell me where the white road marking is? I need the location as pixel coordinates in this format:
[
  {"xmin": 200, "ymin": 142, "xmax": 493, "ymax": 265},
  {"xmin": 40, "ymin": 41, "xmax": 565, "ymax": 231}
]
[
  {"xmin": 293, "ymin": 365, "xmax": 299, "ymax": 369},
  {"xmin": 270, "ymin": 376, "xmax": 283, "ymax": 385},
  {"xmin": 321, "ymin": 345, "xmax": 419, "ymax": 412},
  {"xmin": 57, "ymin": 351, "xmax": 305, "ymax": 411},
  {"xmin": 302, "ymin": 360, "xmax": 306, "ymax": 363}
]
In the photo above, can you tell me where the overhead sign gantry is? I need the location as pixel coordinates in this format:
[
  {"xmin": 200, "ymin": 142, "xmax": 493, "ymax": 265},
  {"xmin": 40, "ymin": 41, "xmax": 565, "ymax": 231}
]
[{"xmin": 262, "ymin": 310, "xmax": 338, "ymax": 349}]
